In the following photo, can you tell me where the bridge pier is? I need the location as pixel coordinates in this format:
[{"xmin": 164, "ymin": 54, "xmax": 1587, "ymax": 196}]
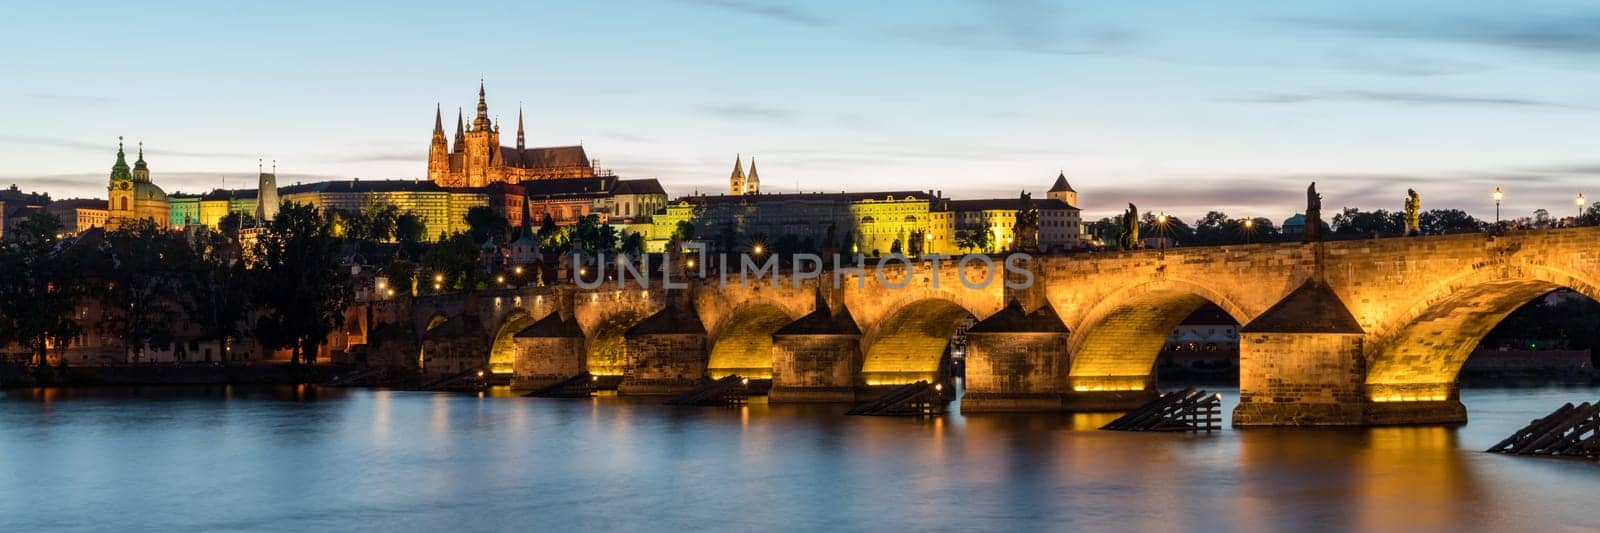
[
  {"xmin": 617, "ymin": 304, "xmax": 709, "ymax": 395},
  {"xmin": 510, "ymin": 313, "xmax": 585, "ymax": 390},
  {"xmin": 961, "ymin": 301, "xmax": 1072, "ymax": 412},
  {"xmin": 768, "ymin": 304, "xmax": 862, "ymax": 403}
]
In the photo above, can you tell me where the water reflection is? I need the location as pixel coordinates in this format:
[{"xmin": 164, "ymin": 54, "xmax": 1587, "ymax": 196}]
[{"xmin": 2, "ymin": 386, "xmax": 1599, "ymax": 531}]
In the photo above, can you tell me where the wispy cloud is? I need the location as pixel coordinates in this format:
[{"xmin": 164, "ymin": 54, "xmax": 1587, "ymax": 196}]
[
  {"xmin": 675, "ymin": 0, "xmax": 1133, "ymax": 56},
  {"xmin": 1291, "ymin": 13, "xmax": 1600, "ymax": 56},
  {"xmin": 0, "ymin": 135, "xmax": 256, "ymax": 159},
  {"xmin": 672, "ymin": 0, "xmax": 833, "ymax": 27},
  {"xmin": 701, "ymin": 103, "xmax": 797, "ymax": 122},
  {"xmin": 1222, "ymin": 90, "xmax": 1581, "ymax": 110}
]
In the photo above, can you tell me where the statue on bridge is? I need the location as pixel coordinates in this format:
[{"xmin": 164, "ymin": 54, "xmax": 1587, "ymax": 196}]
[
  {"xmin": 1305, "ymin": 183, "xmax": 1323, "ymax": 243},
  {"xmin": 1118, "ymin": 203, "xmax": 1140, "ymax": 250},
  {"xmin": 1012, "ymin": 191, "xmax": 1040, "ymax": 253},
  {"xmin": 1404, "ymin": 189, "xmax": 1422, "ymax": 236}
]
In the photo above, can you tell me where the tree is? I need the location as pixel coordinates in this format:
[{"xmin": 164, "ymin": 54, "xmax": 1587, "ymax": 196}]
[
  {"xmin": 1140, "ymin": 212, "xmax": 1194, "ymax": 246},
  {"xmin": 96, "ymin": 219, "xmax": 185, "ymax": 362},
  {"xmin": 1418, "ymin": 209, "xmax": 1485, "ymax": 235},
  {"xmin": 421, "ymin": 232, "xmax": 482, "ymax": 291},
  {"xmin": 619, "ymin": 232, "xmax": 645, "ymax": 257},
  {"xmin": 1193, "ymin": 211, "xmax": 1233, "ymax": 246},
  {"xmin": 0, "ymin": 212, "xmax": 86, "ymax": 366},
  {"xmin": 361, "ymin": 201, "xmax": 400, "ymax": 242},
  {"xmin": 956, "ymin": 228, "xmax": 991, "ymax": 253},
  {"xmin": 907, "ymin": 230, "xmax": 925, "ymax": 256},
  {"xmin": 395, "ymin": 211, "xmax": 426, "ymax": 245},
  {"xmin": 464, "ymin": 206, "xmax": 509, "ymax": 245},
  {"xmin": 670, "ymin": 220, "xmax": 697, "ymax": 245},
  {"xmin": 253, "ymin": 202, "xmax": 353, "ymax": 366},
  {"xmin": 1580, "ymin": 203, "xmax": 1600, "ymax": 227},
  {"xmin": 1085, "ymin": 217, "xmax": 1120, "ymax": 247},
  {"xmin": 177, "ymin": 228, "xmax": 253, "ymax": 362},
  {"xmin": 570, "ymin": 215, "xmax": 619, "ymax": 255},
  {"xmin": 216, "ymin": 211, "xmax": 257, "ymax": 239},
  {"xmin": 1331, "ymin": 208, "xmax": 1402, "ymax": 237}
]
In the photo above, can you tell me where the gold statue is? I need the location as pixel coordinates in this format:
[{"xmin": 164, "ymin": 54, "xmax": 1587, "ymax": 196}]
[{"xmin": 1404, "ymin": 189, "xmax": 1421, "ymax": 236}]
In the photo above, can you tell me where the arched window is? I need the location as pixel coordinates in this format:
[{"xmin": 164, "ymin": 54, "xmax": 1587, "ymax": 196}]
[{"xmin": 119, "ymin": 197, "xmax": 128, "ymax": 211}]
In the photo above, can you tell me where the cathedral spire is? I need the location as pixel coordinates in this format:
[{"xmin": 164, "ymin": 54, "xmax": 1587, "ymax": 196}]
[
  {"xmin": 473, "ymin": 80, "xmax": 491, "ymax": 130},
  {"xmin": 454, "ymin": 107, "xmax": 465, "ymax": 151},
  {"xmin": 745, "ymin": 156, "xmax": 759, "ymax": 195},
  {"xmin": 516, "ymin": 105, "xmax": 525, "ymax": 151},
  {"xmin": 433, "ymin": 103, "xmax": 444, "ymax": 134},
  {"xmin": 728, "ymin": 154, "xmax": 746, "ymax": 196}
]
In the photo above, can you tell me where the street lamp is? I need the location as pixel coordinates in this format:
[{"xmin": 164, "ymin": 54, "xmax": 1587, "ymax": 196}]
[
  {"xmin": 1493, "ymin": 187, "xmax": 1504, "ymax": 226},
  {"xmin": 1156, "ymin": 212, "xmax": 1169, "ymax": 255},
  {"xmin": 1242, "ymin": 217, "xmax": 1254, "ymax": 244},
  {"xmin": 1578, "ymin": 193, "xmax": 1587, "ymax": 223}
]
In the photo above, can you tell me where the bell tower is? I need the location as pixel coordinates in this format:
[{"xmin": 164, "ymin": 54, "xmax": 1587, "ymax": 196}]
[
  {"xmin": 107, "ymin": 137, "xmax": 135, "ymax": 227},
  {"xmin": 427, "ymin": 104, "xmax": 450, "ymax": 183}
]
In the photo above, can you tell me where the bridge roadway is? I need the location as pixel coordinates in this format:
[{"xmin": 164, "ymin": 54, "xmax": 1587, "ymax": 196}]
[{"xmin": 367, "ymin": 226, "xmax": 1600, "ymax": 426}]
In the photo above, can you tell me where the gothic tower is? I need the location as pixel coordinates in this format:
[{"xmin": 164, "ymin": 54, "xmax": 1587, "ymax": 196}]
[
  {"xmin": 745, "ymin": 157, "xmax": 760, "ymax": 195},
  {"xmin": 728, "ymin": 155, "xmax": 746, "ymax": 196},
  {"xmin": 462, "ymin": 81, "xmax": 501, "ymax": 187},
  {"xmin": 427, "ymin": 104, "xmax": 450, "ymax": 183}
]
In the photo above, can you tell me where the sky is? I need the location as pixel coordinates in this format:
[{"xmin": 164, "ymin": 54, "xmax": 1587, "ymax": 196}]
[{"xmin": 1, "ymin": 0, "xmax": 1596, "ymax": 222}]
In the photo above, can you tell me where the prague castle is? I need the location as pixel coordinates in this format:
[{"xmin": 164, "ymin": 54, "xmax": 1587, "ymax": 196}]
[{"xmin": 426, "ymin": 83, "xmax": 596, "ymax": 188}]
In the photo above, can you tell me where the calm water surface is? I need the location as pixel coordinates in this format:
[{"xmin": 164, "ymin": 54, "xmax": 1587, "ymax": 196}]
[{"xmin": 4, "ymin": 385, "xmax": 1599, "ymax": 532}]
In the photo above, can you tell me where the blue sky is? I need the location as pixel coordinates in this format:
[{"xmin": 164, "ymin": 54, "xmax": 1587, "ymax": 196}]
[{"xmin": 1, "ymin": 0, "xmax": 1596, "ymax": 221}]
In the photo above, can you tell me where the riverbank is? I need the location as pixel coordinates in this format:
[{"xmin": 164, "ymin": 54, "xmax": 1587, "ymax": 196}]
[{"xmin": 0, "ymin": 361, "xmax": 350, "ymax": 388}]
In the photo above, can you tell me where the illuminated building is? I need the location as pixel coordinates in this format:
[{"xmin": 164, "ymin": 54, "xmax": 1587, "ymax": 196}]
[
  {"xmin": 649, "ymin": 190, "xmax": 940, "ymax": 255},
  {"xmin": 45, "ymin": 199, "xmax": 109, "ymax": 235},
  {"xmin": 517, "ymin": 176, "xmax": 667, "ymax": 227},
  {"xmin": 426, "ymin": 83, "xmax": 597, "ymax": 187},
  {"xmin": 105, "ymin": 139, "xmax": 169, "ymax": 230},
  {"xmin": 279, "ymin": 179, "xmax": 486, "ymax": 240}
]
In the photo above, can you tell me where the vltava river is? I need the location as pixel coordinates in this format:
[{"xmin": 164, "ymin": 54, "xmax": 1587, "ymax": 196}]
[{"xmin": 3, "ymin": 385, "xmax": 1598, "ymax": 531}]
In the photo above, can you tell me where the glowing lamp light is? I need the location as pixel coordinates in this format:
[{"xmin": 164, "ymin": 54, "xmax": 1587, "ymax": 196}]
[
  {"xmin": 1493, "ymin": 187, "xmax": 1504, "ymax": 203},
  {"xmin": 934, "ymin": 383, "xmax": 943, "ymax": 392},
  {"xmin": 433, "ymin": 283, "xmax": 442, "ymax": 291},
  {"xmin": 1243, "ymin": 219, "xmax": 1253, "ymax": 229},
  {"xmin": 591, "ymin": 375, "xmax": 598, "ymax": 382},
  {"xmin": 741, "ymin": 378, "xmax": 750, "ymax": 386},
  {"xmin": 476, "ymin": 371, "xmax": 485, "ymax": 378},
  {"xmin": 376, "ymin": 280, "xmax": 387, "ymax": 290},
  {"xmin": 752, "ymin": 244, "xmax": 764, "ymax": 255},
  {"xmin": 514, "ymin": 265, "xmax": 524, "ymax": 275},
  {"xmin": 496, "ymin": 275, "xmax": 505, "ymax": 284},
  {"xmin": 433, "ymin": 274, "xmax": 444, "ymax": 283},
  {"xmin": 686, "ymin": 259, "xmax": 696, "ymax": 269}
]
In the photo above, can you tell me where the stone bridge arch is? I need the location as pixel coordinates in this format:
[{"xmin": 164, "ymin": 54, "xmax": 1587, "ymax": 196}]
[
  {"xmin": 857, "ymin": 295, "xmax": 995, "ymax": 386},
  {"xmin": 1363, "ymin": 264, "xmax": 1600, "ymax": 404},
  {"xmin": 1062, "ymin": 278, "xmax": 1264, "ymax": 393},
  {"xmin": 572, "ymin": 286, "xmax": 668, "ymax": 376},
  {"xmin": 701, "ymin": 297, "xmax": 812, "ymax": 380}
]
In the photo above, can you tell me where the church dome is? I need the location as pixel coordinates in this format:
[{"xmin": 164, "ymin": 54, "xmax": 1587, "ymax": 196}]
[{"xmin": 134, "ymin": 181, "xmax": 166, "ymax": 201}]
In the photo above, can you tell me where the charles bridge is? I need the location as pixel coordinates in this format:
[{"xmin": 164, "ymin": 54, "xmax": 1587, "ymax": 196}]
[{"xmin": 364, "ymin": 226, "xmax": 1600, "ymax": 426}]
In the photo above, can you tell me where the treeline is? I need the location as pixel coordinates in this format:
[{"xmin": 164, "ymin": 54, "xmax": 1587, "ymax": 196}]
[
  {"xmin": 1083, "ymin": 206, "xmax": 1588, "ymax": 247},
  {"xmin": 0, "ymin": 203, "xmax": 351, "ymax": 367}
]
